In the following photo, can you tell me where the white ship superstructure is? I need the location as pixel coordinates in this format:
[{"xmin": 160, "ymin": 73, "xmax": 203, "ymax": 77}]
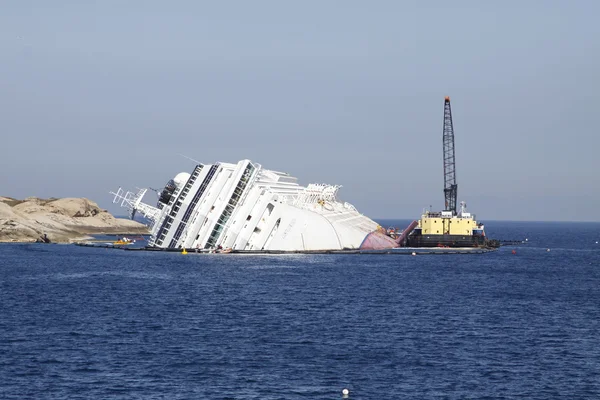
[{"xmin": 111, "ymin": 159, "xmax": 398, "ymax": 251}]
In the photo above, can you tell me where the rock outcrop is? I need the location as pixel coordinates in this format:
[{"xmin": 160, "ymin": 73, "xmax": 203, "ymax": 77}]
[{"xmin": 0, "ymin": 197, "xmax": 148, "ymax": 243}]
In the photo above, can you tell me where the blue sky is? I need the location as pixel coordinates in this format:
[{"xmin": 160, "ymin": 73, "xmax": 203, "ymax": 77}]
[{"xmin": 1, "ymin": 1, "xmax": 598, "ymax": 221}]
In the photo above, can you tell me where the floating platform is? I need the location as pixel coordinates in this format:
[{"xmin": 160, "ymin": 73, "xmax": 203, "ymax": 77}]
[
  {"xmin": 74, "ymin": 242, "xmax": 495, "ymax": 255},
  {"xmin": 498, "ymin": 240, "xmax": 528, "ymax": 245}
]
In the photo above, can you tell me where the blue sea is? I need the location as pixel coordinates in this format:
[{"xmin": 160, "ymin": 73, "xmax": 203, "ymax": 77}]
[{"xmin": 1, "ymin": 221, "xmax": 599, "ymax": 399}]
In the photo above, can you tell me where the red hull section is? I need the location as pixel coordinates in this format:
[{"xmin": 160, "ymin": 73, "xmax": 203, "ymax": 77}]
[{"xmin": 359, "ymin": 231, "xmax": 398, "ymax": 250}]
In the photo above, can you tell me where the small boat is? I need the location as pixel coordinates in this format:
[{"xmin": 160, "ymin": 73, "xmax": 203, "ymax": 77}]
[{"xmin": 113, "ymin": 237, "xmax": 135, "ymax": 245}]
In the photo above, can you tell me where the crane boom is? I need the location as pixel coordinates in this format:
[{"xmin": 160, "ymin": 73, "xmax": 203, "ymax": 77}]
[{"xmin": 442, "ymin": 96, "xmax": 457, "ymax": 214}]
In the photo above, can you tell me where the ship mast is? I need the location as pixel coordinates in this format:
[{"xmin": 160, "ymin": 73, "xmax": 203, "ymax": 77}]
[{"xmin": 442, "ymin": 96, "xmax": 457, "ymax": 214}]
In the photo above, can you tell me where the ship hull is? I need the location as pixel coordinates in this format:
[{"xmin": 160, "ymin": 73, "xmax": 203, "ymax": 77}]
[
  {"xmin": 407, "ymin": 234, "xmax": 485, "ymax": 248},
  {"xmin": 112, "ymin": 159, "xmax": 387, "ymax": 251}
]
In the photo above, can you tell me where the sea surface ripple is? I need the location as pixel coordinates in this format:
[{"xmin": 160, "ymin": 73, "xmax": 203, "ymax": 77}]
[{"xmin": 1, "ymin": 221, "xmax": 600, "ymax": 399}]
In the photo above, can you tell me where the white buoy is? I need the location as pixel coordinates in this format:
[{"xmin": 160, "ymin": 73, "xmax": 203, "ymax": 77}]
[
  {"xmin": 342, "ymin": 388, "xmax": 350, "ymax": 398},
  {"xmin": 525, "ymin": 238, "xmax": 528, "ymax": 242},
  {"xmin": 547, "ymin": 248, "xmax": 550, "ymax": 252},
  {"xmin": 411, "ymin": 252, "xmax": 417, "ymax": 256},
  {"xmin": 596, "ymin": 241, "xmax": 599, "ymax": 244}
]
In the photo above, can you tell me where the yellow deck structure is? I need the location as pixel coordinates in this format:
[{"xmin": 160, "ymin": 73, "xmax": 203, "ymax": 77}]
[{"xmin": 418, "ymin": 210, "xmax": 479, "ymax": 236}]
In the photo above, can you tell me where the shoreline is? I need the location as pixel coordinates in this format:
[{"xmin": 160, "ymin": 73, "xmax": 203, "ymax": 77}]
[
  {"xmin": 0, "ymin": 230, "xmax": 149, "ymax": 244},
  {"xmin": 0, "ymin": 196, "xmax": 149, "ymax": 243}
]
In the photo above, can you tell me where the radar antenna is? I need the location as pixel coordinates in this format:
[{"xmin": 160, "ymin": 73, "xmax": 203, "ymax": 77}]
[{"xmin": 443, "ymin": 96, "xmax": 457, "ymax": 214}]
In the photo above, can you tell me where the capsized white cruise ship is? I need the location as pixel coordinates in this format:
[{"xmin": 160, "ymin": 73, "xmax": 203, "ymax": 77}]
[{"xmin": 111, "ymin": 159, "xmax": 401, "ymax": 251}]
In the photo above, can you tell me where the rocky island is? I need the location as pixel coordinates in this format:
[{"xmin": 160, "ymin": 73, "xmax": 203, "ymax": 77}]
[{"xmin": 0, "ymin": 196, "xmax": 148, "ymax": 243}]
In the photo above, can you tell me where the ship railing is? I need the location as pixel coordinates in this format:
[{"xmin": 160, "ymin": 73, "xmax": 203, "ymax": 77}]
[
  {"xmin": 109, "ymin": 187, "xmax": 161, "ymax": 223},
  {"xmin": 216, "ymin": 166, "xmax": 260, "ymax": 245}
]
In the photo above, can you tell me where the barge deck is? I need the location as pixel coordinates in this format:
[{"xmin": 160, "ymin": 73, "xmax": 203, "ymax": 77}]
[{"xmin": 74, "ymin": 242, "xmax": 495, "ymax": 255}]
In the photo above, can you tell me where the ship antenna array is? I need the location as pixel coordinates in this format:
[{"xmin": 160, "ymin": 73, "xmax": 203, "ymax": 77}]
[
  {"xmin": 442, "ymin": 96, "xmax": 458, "ymax": 214},
  {"xmin": 109, "ymin": 187, "xmax": 161, "ymax": 223}
]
